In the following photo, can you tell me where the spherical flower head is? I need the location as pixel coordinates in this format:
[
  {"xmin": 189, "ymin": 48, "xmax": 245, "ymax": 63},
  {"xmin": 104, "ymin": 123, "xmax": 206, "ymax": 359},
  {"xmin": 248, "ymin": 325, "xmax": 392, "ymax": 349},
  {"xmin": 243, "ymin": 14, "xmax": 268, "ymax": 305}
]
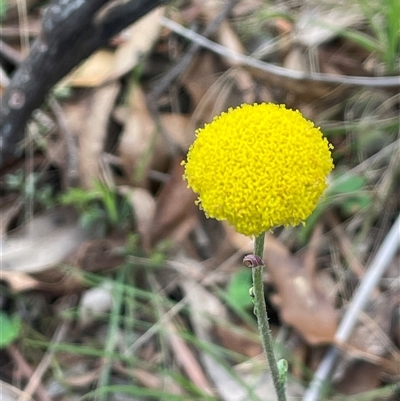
[{"xmin": 182, "ymin": 103, "xmax": 334, "ymax": 237}]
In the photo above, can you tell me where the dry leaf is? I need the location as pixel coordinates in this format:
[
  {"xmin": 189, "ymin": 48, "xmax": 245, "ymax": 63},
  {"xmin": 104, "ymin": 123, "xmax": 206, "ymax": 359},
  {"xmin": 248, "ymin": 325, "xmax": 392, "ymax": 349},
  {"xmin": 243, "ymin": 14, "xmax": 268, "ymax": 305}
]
[
  {"xmin": 0, "ymin": 196, "xmax": 22, "ymax": 238},
  {"xmin": 0, "ymin": 270, "xmax": 40, "ymax": 292},
  {"xmin": 179, "ymin": 53, "xmax": 221, "ymax": 114},
  {"xmin": 78, "ymin": 282, "xmax": 113, "ymax": 327},
  {"xmin": 215, "ymin": 324, "xmax": 262, "ymax": 358},
  {"xmin": 79, "ymin": 81, "xmax": 120, "ymax": 188},
  {"xmin": 2, "ymin": 207, "xmax": 86, "ymax": 274},
  {"xmin": 150, "ymin": 158, "xmax": 198, "ymax": 245},
  {"xmin": 264, "ymin": 234, "xmax": 339, "ymax": 344},
  {"xmin": 64, "ymin": 7, "xmax": 164, "ymax": 87},
  {"xmin": 295, "ymin": 3, "xmax": 363, "ymax": 47},
  {"xmin": 119, "ymin": 186, "xmax": 156, "ymax": 251},
  {"xmin": 63, "ymin": 368, "xmax": 100, "ymax": 388},
  {"xmin": 160, "ymin": 113, "xmax": 192, "ymax": 150},
  {"xmin": 0, "ymin": 380, "xmax": 36, "ymax": 401},
  {"xmin": 165, "ymin": 321, "xmax": 214, "ymax": 396},
  {"xmin": 118, "ymin": 85, "xmax": 168, "ymax": 186},
  {"xmin": 30, "ymin": 238, "xmax": 125, "ymax": 294},
  {"xmin": 333, "ymin": 360, "xmax": 383, "ymax": 395},
  {"xmin": 106, "ymin": 7, "xmax": 165, "ymax": 80},
  {"xmin": 64, "ymin": 50, "xmax": 115, "ymax": 87},
  {"xmin": 180, "ymin": 271, "xmax": 304, "ymax": 400},
  {"xmin": 71, "ymin": 238, "xmax": 125, "ymax": 273}
]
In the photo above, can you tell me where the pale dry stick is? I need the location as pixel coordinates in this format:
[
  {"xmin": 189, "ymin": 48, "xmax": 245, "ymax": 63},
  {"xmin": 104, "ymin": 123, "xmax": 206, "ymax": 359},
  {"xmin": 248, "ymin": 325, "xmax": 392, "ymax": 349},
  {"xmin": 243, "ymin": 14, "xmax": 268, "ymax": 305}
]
[
  {"xmin": 160, "ymin": 17, "xmax": 400, "ymax": 87},
  {"xmin": 7, "ymin": 345, "xmax": 51, "ymax": 401},
  {"xmin": 0, "ymin": 39, "xmax": 24, "ymax": 64},
  {"xmin": 17, "ymin": 0, "xmax": 30, "ymax": 55},
  {"xmin": 303, "ymin": 214, "xmax": 400, "ymax": 401},
  {"xmin": 18, "ymin": 321, "xmax": 69, "ymax": 401}
]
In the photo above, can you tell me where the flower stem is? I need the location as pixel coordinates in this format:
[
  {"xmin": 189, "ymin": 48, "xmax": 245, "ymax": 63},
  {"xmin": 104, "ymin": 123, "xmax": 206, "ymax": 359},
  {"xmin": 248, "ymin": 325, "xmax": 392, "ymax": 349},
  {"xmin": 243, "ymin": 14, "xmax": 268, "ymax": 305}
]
[{"xmin": 253, "ymin": 233, "xmax": 286, "ymax": 401}]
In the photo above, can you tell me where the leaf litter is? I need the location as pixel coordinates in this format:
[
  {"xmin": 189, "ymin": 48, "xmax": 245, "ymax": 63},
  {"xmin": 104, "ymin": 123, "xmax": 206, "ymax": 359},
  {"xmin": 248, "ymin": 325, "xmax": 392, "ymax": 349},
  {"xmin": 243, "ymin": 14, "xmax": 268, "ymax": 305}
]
[{"xmin": 0, "ymin": 1, "xmax": 399, "ymax": 401}]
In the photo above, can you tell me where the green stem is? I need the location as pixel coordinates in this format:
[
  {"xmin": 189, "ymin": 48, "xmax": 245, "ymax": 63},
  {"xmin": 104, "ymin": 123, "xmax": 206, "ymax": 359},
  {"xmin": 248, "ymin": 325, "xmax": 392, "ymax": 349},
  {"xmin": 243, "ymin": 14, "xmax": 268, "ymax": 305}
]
[{"xmin": 253, "ymin": 233, "xmax": 286, "ymax": 401}]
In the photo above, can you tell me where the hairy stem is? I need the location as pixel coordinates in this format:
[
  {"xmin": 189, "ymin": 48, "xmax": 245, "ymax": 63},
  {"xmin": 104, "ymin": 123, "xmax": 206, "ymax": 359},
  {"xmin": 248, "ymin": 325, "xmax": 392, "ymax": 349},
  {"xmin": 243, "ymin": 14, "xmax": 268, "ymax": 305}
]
[{"xmin": 252, "ymin": 233, "xmax": 286, "ymax": 401}]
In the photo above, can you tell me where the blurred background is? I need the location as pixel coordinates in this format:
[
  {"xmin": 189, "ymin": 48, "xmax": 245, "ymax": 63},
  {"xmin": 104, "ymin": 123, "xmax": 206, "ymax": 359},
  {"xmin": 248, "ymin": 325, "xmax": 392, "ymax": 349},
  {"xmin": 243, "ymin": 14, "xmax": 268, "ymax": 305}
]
[{"xmin": 0, "ymin": 0, "xmax": 399, "ymax": 400}]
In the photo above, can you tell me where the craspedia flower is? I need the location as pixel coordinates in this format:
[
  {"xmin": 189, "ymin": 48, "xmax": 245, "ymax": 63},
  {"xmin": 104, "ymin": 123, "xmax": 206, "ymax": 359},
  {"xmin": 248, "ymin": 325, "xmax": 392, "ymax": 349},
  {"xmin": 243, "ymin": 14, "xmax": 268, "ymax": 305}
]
[{"xmin": 182, "ymin": 103, "xmax": 334, "ymax": 237}]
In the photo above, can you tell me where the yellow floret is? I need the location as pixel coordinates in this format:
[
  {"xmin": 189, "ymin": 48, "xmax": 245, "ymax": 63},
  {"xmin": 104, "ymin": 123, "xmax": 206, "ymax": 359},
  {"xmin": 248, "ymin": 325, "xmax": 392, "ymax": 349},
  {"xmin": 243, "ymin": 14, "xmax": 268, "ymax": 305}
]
[{"xmin": 182, "ymin": 103, "xmax": 334, "ymax": 237}]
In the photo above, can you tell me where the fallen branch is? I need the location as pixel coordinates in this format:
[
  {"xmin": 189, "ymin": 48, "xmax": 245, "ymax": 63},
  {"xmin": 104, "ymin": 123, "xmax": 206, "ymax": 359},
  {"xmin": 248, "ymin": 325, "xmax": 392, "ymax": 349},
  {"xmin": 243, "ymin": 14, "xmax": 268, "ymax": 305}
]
[{"xmin": 0, "ymin": 0, "xmax": 170, "ymax": 168}]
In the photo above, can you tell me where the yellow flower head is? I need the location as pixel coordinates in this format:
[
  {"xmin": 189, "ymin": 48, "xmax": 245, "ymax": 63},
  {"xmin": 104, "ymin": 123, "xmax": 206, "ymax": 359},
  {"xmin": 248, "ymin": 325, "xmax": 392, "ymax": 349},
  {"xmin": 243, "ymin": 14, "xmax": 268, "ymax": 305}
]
[{"xmin": 182, "ymin": 103, "xmax": 334, "ymax": 237}]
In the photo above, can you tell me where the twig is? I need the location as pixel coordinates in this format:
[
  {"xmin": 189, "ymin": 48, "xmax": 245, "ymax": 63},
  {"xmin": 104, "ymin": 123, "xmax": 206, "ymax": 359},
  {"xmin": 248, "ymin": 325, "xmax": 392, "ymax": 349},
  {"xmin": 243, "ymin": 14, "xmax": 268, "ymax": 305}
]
[
  {"xmin": 303, "ymin": 214, "xmax": 400, "ymax": 401},
  {"xmin": 160, "ymin": 17, "xmax": 400, "ymax": 88},
  {"xmin": 7, "ymin": 345, "xmax": 50, "ymax": 401},
  {"xmin": 0, "ymin": 39, "xmax": 24, "ymax": 64},
  {"xmin": 18, "ymin": 320, "xmax": 69, "ymax": 401}
]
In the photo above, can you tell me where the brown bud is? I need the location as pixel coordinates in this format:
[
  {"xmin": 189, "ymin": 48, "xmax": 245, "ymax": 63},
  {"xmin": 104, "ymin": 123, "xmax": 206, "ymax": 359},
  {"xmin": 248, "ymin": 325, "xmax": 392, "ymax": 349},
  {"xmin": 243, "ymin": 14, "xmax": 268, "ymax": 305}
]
[{"xmin": 243, "ymin": 254, "xmax": 263, "ymax": 268}]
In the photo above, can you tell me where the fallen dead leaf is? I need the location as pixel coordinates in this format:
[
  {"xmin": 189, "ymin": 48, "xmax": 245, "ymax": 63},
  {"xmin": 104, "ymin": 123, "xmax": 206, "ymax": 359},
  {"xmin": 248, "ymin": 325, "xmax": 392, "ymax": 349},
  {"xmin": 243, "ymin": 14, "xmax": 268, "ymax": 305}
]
[
  {"xmin": 0, "ymin": 195, "xmax": 22, "ymax": 238},
  {"xmin": 106, "ymin": 7, "xmax": 165, "ymax": 81},
  {"xmin": 150, "ymin": 158, "xmax": 198, "ymax": 245},
  {"xmin": 0, "ymin": 271, "xmax": 40, "ymax": 292},
  {"xmin": 295, "ymin": 3, "xmax": 363, "ymax": 47},
  {"xmin": 62, "ymin": 368, "xmax": 100, "ymax": 388},
  {"xmin": 160, "ymin": 113, "xmax": 192, "ymax": 150},
  {"xmin": 165, "ymin": 321, "xmax": 215, "ymax": 396},
  {"xmin": 0, "ymin": 380, "xmax": 36, "ymax": 401},
  {"xmin": 180, "ymin": 268, "xmax": 304, "ymax": 400},
  {"xmin": 78, "ymin": 282, "xmax": 113, "ymax": 327},
  {"xmin": 64, "ymin": 7, "xmax": 164, "ymax": 87},
  {"xmin": 2, "ymin": 207, "xmax": 86, "ymax": 274},
  {"xmin": 333, "ymin": 360, "xmax": 383, "ymax": 395},
  {"xmin": 70, "ymin": 238, "xmax": 125, "ymax": 273},
  {"xmin": 264, "ymin": 234, "xmax": 339, "ymax": 344},
  {"xmin": 119, "ymin": 186, "xmax": 156, "ymax": 251},
  {"xmin": 215, "ymin": 324, "xmax": 262, "ymax": 358},
  {"xmin": 179, "ymin": 53, "xmax": 222, "ymax": 117},
  {"xmin": 118, "ymin": 85, "xmax": 169, "ymax": 186},
  {"xmin": 64, "ymin": 50, "xmax": 115, "ymax": 87},
  {"xmin": 30, "ymin": 238, "xmax": 125, "ymax": 294},
  {"xmin": 79, "ymin": 81, "xmax": 120, "ymax": 188}
]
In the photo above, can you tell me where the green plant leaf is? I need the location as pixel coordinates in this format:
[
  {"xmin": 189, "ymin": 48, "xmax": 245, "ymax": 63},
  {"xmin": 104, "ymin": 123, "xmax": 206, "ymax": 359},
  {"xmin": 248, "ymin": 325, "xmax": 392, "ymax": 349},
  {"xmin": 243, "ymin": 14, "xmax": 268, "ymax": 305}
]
[
  {"xmin": 328, "ymin": 175, "xmax": 366, "ymax": 194},
  {"xmin": 0, "ymin": 312, "xmax": 21, "ymax": 348},
  {"xmin": 0, "ymin": 0, "xmax": 7, "ymax": 20},
  {"xmin": 341, "ymin": 193, "xmax": 371, "ymax": 215},
  {"xmin": 226, "ymin": 269, "xmax": 253, "ymax": 311}
]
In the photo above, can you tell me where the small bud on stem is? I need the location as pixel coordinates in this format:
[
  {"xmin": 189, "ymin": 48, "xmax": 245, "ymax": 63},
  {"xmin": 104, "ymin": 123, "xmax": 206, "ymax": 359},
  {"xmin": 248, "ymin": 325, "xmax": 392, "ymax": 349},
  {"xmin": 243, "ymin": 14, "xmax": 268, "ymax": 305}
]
[{"xmin": 243, "ymin": 254, "xmax": 263, "ymax": 268}]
